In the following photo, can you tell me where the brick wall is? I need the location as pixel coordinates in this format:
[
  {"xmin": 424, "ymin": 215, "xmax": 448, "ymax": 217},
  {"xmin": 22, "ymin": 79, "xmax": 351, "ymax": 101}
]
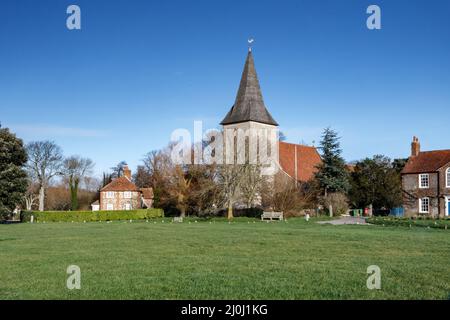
[
  {"xmin": 402, "ymin": 164, "xmax": 450, "ymax": 217},
  {"xmin": 100, "ymin": 191, "xmax": 141, "ymax": 211}
]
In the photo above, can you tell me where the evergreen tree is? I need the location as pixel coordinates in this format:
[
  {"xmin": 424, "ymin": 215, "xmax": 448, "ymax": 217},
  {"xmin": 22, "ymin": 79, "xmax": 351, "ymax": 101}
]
[
  {"xmin": 314, "ymin": 127, "xmax": 350, "ymax": 195},
  {"xmin": 0, "ymin": 126, "xmax": 28, "ymax": 218},
  {"xmin": 349, "ymin": 155, "xmax": 402, "ymax": 209}
]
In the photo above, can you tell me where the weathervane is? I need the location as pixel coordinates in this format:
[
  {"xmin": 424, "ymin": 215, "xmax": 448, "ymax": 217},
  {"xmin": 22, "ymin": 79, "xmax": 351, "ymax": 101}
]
[{"xmin": 248, "ymin": 38, "xmax": 254, "ymax": 52}]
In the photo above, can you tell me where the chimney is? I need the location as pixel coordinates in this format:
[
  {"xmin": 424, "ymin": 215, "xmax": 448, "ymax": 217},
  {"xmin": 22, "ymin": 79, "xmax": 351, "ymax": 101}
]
[
  {"xmin": 123, "ymin": 165, "xmax": 131, "ymax": 180},
  {"xmin": 411, "ymin": 136, "xmax": 420, "ymax": 157}
]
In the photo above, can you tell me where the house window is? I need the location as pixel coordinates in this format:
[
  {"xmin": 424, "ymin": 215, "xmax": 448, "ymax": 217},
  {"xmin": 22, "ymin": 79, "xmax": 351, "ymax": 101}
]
[
  {"xmin": 124, "ymin": 203, "xmax": 131, "ymax": 210},
  {"xmin": 106, "ymin": 191, "xmax": 115, "ymax": 199},
  {"xmin": 419, "ymin": 197, "xmax": 429, "ymax": 214},
  {"xmin": 419, "ymin": 174, "xmax": 429, "ymax": 188},
  {"xmin": 124, "ymin": 191, "xmax": 132, "ymax": 199},
  {"xmin": 446, "ymin": 168, "xmax": 450, "ymax": 188},
  {"xmin": 106, "ymin": 203, "xmax": 114, "ymax": 211}
]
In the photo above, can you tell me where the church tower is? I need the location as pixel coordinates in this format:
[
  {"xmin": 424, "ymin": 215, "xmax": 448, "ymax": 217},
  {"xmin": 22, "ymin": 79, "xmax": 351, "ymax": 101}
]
[{"xmin": 221, "ymin": 49, "xmax": 279, "ymax": 167}]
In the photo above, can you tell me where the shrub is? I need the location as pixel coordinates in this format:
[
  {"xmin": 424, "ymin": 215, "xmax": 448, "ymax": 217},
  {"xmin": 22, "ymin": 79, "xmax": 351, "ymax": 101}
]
[
  {"xmin": 367, "ymin": 216, "xmax": 449, "ymax": 229},
  {"xmin": 323, "ymin": 193, "xmax": 349, "ymax": 216},
  {"xmin": 20, "ymin": 209, "xmax": 164, "ymax": 223}
]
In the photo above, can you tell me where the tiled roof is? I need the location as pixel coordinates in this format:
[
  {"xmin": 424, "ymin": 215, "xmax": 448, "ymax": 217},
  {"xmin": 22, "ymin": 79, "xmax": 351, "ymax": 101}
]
[
  {"xmin": 140, "ymin": 187, "xmax": 154, "ymax": 199},
  {"xmin": 402, "ymin": 150, "xmax": 450, "ymax": 174},
  {"xmin": 221, "ymin": 51, "xmax": 278, "ymax": 126},
  {"xmin": 100, "ymin": 176, "xmax": 139, "ymax": 192},
  {"xmin": 279, "ymin": 141, "xmax": 322, "ymax": 182}
]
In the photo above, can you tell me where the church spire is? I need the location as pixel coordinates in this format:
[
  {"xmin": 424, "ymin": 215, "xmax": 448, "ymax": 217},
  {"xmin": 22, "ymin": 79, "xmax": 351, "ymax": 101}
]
[{"xmin": 220, "ymin": 49, "xmax": 278, "ymax": 126}]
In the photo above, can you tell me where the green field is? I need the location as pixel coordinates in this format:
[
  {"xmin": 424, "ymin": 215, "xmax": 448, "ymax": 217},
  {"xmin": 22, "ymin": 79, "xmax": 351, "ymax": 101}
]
[{"xmin": 0, "ymin": 218, "xmax": 449, "ymax": 299}]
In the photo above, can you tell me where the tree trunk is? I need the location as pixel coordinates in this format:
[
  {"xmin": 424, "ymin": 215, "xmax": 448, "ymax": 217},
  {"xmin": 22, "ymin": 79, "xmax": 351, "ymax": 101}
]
[
  {"xmin": 329, "ymin": 204, "xmax": 333, "ymax": 217},
  {"xmin": 180, "ymin": 208, "xmax": 186, "ymax": 218},
  {"xmin": 25, "ymin": 197, "xmax": 32, "ymax": 211},
  {"xmin": 38, "ymin": 185, "xmax": 45, "ymax": 211},
  {"xmin": 227, "ymin": 201, "xmax": 233, "ymax": 220},
  {"xmin": 70, "ymin": 179, "xmax": 79, "ymax": 211}
]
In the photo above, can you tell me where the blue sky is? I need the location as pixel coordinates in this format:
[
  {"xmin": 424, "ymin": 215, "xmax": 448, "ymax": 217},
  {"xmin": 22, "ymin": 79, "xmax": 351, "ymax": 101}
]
[{"xmin": 1, "ymin": 0, "xmax": 449, "ymax": 177}]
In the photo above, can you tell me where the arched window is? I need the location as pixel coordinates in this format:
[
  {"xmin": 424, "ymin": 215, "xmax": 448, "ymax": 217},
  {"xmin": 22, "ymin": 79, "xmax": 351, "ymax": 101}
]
[{"xmin": 446, "ymin": 168, "xmax": 450, "ymax": 188}]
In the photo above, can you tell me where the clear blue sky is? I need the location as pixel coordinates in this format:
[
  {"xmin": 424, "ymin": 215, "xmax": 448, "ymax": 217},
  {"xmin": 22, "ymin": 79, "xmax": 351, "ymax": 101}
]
[{"xmin": 1, "ymin": 0, "xmax": 449, "ymax": 177}]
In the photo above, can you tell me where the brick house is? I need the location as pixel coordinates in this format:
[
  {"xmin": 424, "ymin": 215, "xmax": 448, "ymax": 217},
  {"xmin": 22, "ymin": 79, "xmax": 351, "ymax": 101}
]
[
  {"xmin": 94, "ymin": 165, "xmax": 154, "ymax": 211},
  {"xmin": 401, "ymin": 137, "xmax": 450, "ymax": 217}
]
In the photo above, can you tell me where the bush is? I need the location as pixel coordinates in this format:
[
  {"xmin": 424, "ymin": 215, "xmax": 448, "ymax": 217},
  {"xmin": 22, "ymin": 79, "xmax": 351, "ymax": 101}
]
[
  {"xmin": 323, "ymin": 193, "xmax": 349, "ymax": 216},
  {"xmin": 20, "ymin": 209, "xmax": 164, "ymax": 223},
  {"xmin": 367, "ymin": 216, "xmax": 450, "ymax": 229}
]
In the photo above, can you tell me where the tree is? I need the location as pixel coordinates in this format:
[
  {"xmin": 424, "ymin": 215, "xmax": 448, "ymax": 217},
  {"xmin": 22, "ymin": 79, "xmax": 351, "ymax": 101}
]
[
  {"xmin": 217, "ymin": 163, "xmax": 246, "ymax": 220},
  {"xmin": 62, "ymin": 156, "xmax": 94, "ymax": 211},
  {"xmin": 101, "ymin": 172, "xmax": 113, "ymax": 189},
  {"xmin": 0, "ymin": 127, "xmax": 28, "ymax": 218},
  {"xmin": 23, "ymin": 181, "xmax": 39, "ymax": 210},
  {"xmin": 392, "ymin": 158, "xmax": 408, "ymax": 174},
  {"xmin": 26, "ymin": 141, "xmax": 63, "ymax": 211},
  {"xmin": 262, "ymin": 173, "xmax": 316, "ymax": 215},
  {"xmin": 314, "ymin": 127, "xmax": 350, "ymax": 196},
  {"xmin": 168, "ymin": 165, "xmax": 192, "ymax": 218},
  {"xmin": 133, "ymin": 165, "xmax": 152, "ymax": 188},
  {"xmin": 349, "ymin": 155, "xmax": 402, "ymax": 210},
  {"xmin": 110, "ymin": 161, "xmax": 127, "ymax": 178},
  {"xmin": 240, "ymin": 164, "xmax": 264, "ymax": 208}
]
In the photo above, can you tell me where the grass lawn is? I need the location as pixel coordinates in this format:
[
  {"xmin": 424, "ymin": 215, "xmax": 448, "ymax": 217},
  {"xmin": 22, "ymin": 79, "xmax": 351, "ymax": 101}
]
[{"xmin": 0, "ymin": 217, "xmax": 449, "ymax": 300}]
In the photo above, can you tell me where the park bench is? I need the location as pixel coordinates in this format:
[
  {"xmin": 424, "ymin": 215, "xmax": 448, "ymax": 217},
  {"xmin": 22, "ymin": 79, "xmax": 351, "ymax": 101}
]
[{"xmin": 261, "ymin": 211, "xmax": 284, "ymax": 221}]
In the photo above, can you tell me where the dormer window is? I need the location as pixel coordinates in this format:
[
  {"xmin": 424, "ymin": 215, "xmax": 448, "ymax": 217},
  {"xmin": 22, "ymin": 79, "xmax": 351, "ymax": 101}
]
[{"xmin": 419, "ymin": 174, "xmax": 429, "ymax": 189}]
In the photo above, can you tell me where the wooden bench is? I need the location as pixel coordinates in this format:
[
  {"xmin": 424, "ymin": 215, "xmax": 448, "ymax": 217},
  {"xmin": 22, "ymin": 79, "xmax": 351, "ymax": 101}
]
[{"xmin": 261, "ymin": 211, "xmax": 284, "ymax": 221}]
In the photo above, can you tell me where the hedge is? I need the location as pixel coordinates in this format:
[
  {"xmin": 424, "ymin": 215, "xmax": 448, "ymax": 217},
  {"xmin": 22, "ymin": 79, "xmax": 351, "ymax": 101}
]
[
  {"xmin": 367, "ymin": 216, "xmax": 450, "ymax": 229},
  {"xmin": 20, "ymin": 208, "xmax": 164, "ymax": 223}
]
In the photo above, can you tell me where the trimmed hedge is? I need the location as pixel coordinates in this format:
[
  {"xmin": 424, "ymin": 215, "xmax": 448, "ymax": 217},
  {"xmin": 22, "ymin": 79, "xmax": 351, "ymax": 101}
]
[
  {"xmin": 367, "ymin": 216, "xmax": 450, "ymax": 229},
  {"xmin": 21, "ymin": 208, "xmax": 164, "ymax": 223}
]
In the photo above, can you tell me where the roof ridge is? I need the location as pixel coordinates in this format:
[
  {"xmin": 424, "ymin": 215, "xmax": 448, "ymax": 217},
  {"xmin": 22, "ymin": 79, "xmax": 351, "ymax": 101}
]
[
  {"xmin": 279, "ymin": 141, "xmax": 317, "ymax": 149},
  {"xmin": 419, "ymin": 149, "xmax": 450, "ymax": 153}
]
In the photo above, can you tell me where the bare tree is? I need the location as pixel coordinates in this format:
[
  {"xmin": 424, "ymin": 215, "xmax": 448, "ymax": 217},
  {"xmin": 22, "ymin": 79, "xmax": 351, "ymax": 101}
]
[
  {"xmin": 240, "ymin": 164, "xmax": 265, "ymax": 208},
  {"xmin": 83, "ymin": 176, "xmax": 101, "ymax": 192},
  {"xmin": 23, "ymin": 181, "xmax": 39, "ymax": 211},
  {"xmin": 216, "ymin": 164, "xmax": 246, "ymax": 220},
  {"xmin": 62, "ymin": 156, "xmax": 94, "ymax": 211},
  {"xmin": 26, "ymin": 141, "xmax": 63, "ymax": 211},
  {"xmin": 166, "ymin": 165, "xmax": 191, "ymax": 217},
  {"xmin": 262, "ymin": 173, "xmax": 317, "ymax": 216}
]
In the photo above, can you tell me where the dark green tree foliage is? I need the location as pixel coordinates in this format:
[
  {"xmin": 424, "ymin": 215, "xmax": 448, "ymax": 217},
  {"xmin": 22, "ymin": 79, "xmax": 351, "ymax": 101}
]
[
  {"xmin": 392, "ymin": 158, "xmax": 408, "ymax": 174},
  {"xmin": 0, "ymin": 127, "xmax": 28, "ymax": 217},
  {"xmin": 62, "ymin": 156, "xmax": 94, "ymax": 211},
  {"xmin": 314, "ymin": 127, "xmax": 350, "ymax": 195},
  {"xmin": 349, "ymin": 155, "xmax": 402, "ymax": 209}
]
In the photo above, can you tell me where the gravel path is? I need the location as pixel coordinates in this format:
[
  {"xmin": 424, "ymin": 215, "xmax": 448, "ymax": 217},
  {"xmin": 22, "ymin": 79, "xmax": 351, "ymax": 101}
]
[{"xmin": 317, "ymin": 216, "xmax": 369, "ymax": 225}]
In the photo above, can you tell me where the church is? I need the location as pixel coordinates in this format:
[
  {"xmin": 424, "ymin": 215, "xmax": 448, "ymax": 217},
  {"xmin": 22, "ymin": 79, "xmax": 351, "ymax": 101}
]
[{"xmin": 220, "ymin": 48, "xmax": 321, "ymax": 183}]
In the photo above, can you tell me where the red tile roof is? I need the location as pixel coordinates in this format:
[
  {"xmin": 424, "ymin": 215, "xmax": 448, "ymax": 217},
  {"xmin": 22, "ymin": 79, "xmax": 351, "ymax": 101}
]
[
  {"xmin": 279, "ymin": 141, "xmax": 322, "ymax": 182},
  {"xmin": 100, "ymin": 176, "xmax": 140, "ymax": 192},
  {"xmin": 402, "ymin": 150, "xmax": 450, "ymax": 174}
]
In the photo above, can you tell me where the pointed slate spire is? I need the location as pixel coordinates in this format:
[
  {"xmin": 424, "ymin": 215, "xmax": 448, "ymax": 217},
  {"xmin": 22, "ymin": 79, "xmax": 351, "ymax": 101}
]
[{"xmin": 221, "ymin": 50, "xmax": 278, "ymax": 126}]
